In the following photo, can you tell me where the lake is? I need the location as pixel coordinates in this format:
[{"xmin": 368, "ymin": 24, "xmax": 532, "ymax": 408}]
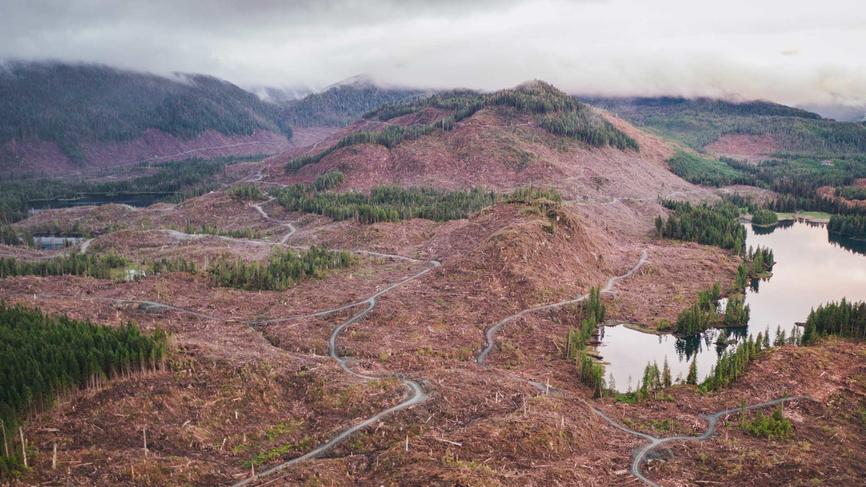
[
  {"xmin": 598, "ymin": 220, "xmax": 866, "ymax": 392},
  {"xmin": 27, "ymin": 193, "xmax": 171, "ymax": 212}
]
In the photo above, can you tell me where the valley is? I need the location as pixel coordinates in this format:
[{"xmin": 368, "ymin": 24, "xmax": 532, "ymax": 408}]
[{"xmin": 2, "ymin": 80, "xmax": 866, "ymax": 487}]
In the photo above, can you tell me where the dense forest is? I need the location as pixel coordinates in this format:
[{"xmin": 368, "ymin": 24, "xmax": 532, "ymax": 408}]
[
  {"xmin": 801, "ymin": 299, "xmax": 866, "ymax": 344},
  {"xmin": 564, "ymin": 287, "xmax": 606, "ymax": 397},
  {"xmin": 0, "ymin": 253, "xmax": 127, "ymax": 279},
  {"xmin": 208, "ymin": 246, "xmax": 354, "ymax": 291},
  {"xmin": 275, "ymin": 184, "xmax": 498, "ymax": 224},
  {"xmin": 0, "ymin": 304, "xmax": 168, "ymax": 476},
  {"xmin": 288, "ymin": 82, "xmax": 638, "ymax": 173},
  {"xmin": 0, "ymin": 62, "xmax": 291, "ymax": 165},
  {"xmin": 665, "ymin": 151, "xmax": 746, "ymax": 187},
  {"xmin": 584, "ymin": 96, "xmax": 866, "ymax": 155},
  {"xmin": 280, "ymin": 80, "xmax": 421, "ymax": 127},
  {"xmin": 828, "ymin": 214, "xmax": 866, "ymax": 239},
  {"xmin": 751, "ymin": 208, "xmax": 779, "ymax": 225},
  {"xmin": 655, "ymin": 200, "xmax": 746, "ymax": 254},
  {"xmin": 0, "ymin": 155, "xmax": 255, "ymax": 223},
  {"xmin": 664, "ymin": 150, "xmax": 866, "ymax": 219},
  {"xmin": 275, "ymin": 183, "xmax": 561, "ymax": 225},
  {"xmin": 836, "ymin": 185, "xmax": 866, "ymax": 201}
]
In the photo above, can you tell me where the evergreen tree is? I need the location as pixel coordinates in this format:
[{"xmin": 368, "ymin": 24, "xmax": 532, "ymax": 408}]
[
  {"xmin": 662, "ymin": 357, "xmax": 672, "ymax": 388},
  {"xmin": 686, "ymin": 358, "xmax": 698, "ymax": 385}
]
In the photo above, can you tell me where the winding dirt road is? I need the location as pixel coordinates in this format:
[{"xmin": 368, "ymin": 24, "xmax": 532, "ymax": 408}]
[
  {"xmin": 585, "ymin": 395, "xmax": 810, "ymax": 486},
  {"xmin": 476, "ymin": 249, "xmax": 648, "ymax": 364}
]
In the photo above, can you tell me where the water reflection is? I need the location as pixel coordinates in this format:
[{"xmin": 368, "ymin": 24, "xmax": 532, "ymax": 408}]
[
  {"xmin": 751, "ymin": 219, "xmax": 793, "ymax": 235},
  {"xmin": 828, "ymin": 232, "xmax": 866, "ymax": 257},
  {"xmin": 599, "ymin": 220, "xmax": 866, "ymax": 391}
]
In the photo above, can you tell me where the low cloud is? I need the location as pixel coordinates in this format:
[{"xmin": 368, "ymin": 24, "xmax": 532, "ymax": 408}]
[{"xmin": 1, "ymin": 0, "xmax": 865, "ymax": 107}]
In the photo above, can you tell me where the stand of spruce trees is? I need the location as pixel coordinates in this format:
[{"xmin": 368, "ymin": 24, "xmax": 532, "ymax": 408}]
[
  {"xmin": 0, "ymin": 253, "xmax": 127, "ymax": 279},
  {"xmin": 828, "ymin": 214, "xmax": 866, "ymax": 240},
  {"xmin": 0, "ymin": 303, "xmax": 169, "ymax": 477},
  {"xmin": 655, "ymin": 200, "xmax": 746, "ymax": 255},
  {"xmin": 564, "ymin": 287, "xmax": 606, "ymax": 397},
  {"xmin": 802, "ymin": 299, "xmax": 866, "ymax": 344},
  {"xmin": 209, "ymin": 246, "xmax": 353, "ymax": 291}
]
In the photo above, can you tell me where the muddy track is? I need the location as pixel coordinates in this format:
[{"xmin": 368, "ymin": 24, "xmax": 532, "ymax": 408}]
[
  {"xmin": 234, "ymin": 260, "xmax": 439, "ymax": 487},
  {"xmin": 476, "ymin": 249, "xmax": 648, "ymax": 364},
  {"xmin": 584, "ymin": 395, "xmax": 810, "ymax": 486}
]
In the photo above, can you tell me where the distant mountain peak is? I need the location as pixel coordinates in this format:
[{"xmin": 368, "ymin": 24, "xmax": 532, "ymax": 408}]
[{"xmin": 329, "ymin": 74, "xmax": 379, "ymax": 89}]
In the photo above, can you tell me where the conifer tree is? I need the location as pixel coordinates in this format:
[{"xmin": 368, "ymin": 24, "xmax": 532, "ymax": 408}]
[
  {"xmin": 662, "ymin": 357, "xmax": 672, "ymax": 388},
  {"xmin": 686, "ymin": 358, "xmax": 698, "ymax": 385}
]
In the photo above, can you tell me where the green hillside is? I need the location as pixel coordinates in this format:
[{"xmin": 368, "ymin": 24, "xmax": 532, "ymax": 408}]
[
  {"xmin": 583, "ymin": 96, "xmax": 866, "ymax": 156},
  {"xmin": 0, "ymin": 61, "xmax": 292, "ymax": 163},
  {"xmin": 281, "ymin": 80, "xmax": 422, "ymax": 127}
]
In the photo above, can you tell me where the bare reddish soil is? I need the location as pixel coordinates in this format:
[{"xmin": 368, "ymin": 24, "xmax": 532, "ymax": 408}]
[
  {"xmin": 3, "ymin": 103, "xmax": 862, "ymax": 486},
  {"xmin": 267, "ymin": 106, "xmax": 699, "ymax": 202},
  {"xmin": 1, "ymin": 130, "xmax": 293, "ymax": 176},
  {"xmin": 705, "ymin": 134, "xmax": 781, "ymax": 163}
]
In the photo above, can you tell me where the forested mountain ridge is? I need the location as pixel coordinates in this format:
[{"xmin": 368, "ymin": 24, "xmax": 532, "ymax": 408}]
[
  {"xmin": 583, "ymin": 95, "xmax": 866, "ymax": 157},
  {"xmin": 0, "ymin": 61, "xmax": 293, "ymax": 174},
  {"xmin": 280, "ymin": 77, "xmax": 423, "ymax": 127}
]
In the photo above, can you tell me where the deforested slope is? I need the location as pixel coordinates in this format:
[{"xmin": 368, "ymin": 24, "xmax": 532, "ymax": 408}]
[{"xmin": 274, "ymin": 81, "xmax": 701, "ymax": 201}]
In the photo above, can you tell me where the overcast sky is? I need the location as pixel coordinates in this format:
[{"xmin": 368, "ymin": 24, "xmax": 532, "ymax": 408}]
[{"xmin": 2, "ymin": 0, "xmax": 865, "ymax": 108}]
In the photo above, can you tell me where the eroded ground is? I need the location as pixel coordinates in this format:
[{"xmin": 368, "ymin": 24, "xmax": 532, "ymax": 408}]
[{"xmin": 3, "ymin": 143, "xmax": 864, "ymax": 487}]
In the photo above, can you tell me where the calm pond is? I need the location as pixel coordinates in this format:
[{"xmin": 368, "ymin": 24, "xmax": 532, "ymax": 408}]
[
  {"xmin": 28, "ymin": 193, "xmax": 171, "ymax": 212},
  {"xmin": 599, "ymin": 220, "xmax": 866, "ymax": 392}
]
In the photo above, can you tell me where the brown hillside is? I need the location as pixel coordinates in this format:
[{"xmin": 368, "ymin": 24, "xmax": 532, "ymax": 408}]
[{"xmin": 266, "ymin": 88, "xmax": 701, "ymax": 202}]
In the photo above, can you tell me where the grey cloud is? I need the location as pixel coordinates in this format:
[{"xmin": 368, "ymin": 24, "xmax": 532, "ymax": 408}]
[{"xmin": 0, "ymin": 0, "xmax": 864, "ymax": 107}]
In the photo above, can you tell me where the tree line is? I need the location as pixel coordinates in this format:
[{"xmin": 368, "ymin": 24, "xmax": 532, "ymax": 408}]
[
  {"xmin": 751, "ymin": 208, "xmax": 778, "ymax": 225},
  {"xmin": 836, "ymin": 185, "xmax": 866, "ymax": 201},
  {"xmin": 229, "ymin": 184, "xmax": 264, "ymax": 201},
  {"xmin": 0, "ymin": 303, "xmax": 168, "ymax": 477},
  {"xmin": 655, "ymin": 200, "xmax": 746, "ymax": 255},
  {"xmin": 1, "ymin": 155, "xmax": 257, "ymax": 223},
  {"xmin": 208, "ymin": 246, "xmax": 354, "ymax": 291},
  {"xmin": 801, "ymin": 299, "xmax": 866, "ymax": 344},
  {"xmin": 564, "ymin": 287, "xmax": 607, "ymax": 398},
  {"xmin": 674, "ymin": 246, "xmax": 773, "ymax": 335},
  {"xmin": 275, "ymin": 184, "xmax": 499, "ymax": 224},
  {"xmin": 0, "ymin": 253, "xmax": 127, "ymax": 279},
  {"xmin": 828, "ymin": 214, "xmax": 866, "ymax": 240}
]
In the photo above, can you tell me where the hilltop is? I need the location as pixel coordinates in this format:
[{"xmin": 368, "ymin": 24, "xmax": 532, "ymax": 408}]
[{"xmin": 272, "ymin": 81, "xmax": 700, "ymax": 202}]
